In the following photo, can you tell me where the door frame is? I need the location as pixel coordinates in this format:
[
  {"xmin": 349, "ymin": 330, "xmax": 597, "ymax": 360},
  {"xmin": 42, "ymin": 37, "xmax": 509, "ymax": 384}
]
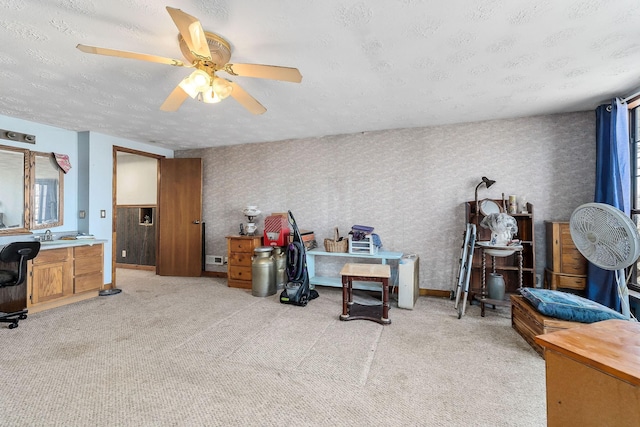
[{"xmin": 111, "ymin": 146, "xmax": 165, "ymax": 288}]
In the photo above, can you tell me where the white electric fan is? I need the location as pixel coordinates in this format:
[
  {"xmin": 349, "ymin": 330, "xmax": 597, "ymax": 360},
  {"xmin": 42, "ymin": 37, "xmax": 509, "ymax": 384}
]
[{"xmin": 569, "ymin": 202, "xmax": 640, "ymax": 319}]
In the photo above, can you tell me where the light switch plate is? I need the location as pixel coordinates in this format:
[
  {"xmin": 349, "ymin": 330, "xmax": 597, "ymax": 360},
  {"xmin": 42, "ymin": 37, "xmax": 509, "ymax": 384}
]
[{"xmin": 100, "ymin": 210, "xmax": 106, "ymax": 218}]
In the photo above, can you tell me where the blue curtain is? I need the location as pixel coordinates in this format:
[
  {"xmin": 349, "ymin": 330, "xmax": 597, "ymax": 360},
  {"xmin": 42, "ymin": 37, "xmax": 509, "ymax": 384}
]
[{"xmin": 587, "ymin": 98, "xmax": 631, "ymax": 310}]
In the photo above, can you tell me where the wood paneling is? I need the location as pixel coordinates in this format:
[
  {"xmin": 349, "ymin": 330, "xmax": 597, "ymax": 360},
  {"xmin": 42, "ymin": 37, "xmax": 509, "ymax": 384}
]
[{"xmin": 116, "ymin": 207, "xmax": 156, "ymax": 266}]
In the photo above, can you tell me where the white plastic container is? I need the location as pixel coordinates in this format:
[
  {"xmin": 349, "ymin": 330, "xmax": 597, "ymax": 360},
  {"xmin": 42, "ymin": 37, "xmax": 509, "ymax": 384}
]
[{"xmin": 348, "ymin": 234, "xmax": 378, "ymax": 255}]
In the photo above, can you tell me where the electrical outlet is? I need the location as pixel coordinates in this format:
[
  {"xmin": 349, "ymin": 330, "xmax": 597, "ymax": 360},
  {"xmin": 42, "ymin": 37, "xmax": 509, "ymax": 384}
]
[{"xmin": 122, "ymin": 250, "xmax": 126, "ymax": 258}]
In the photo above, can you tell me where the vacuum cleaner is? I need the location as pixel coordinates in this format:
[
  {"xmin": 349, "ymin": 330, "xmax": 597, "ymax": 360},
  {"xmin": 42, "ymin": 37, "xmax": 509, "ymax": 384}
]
[{"xmin": 280, "ymin": 210, "xmax": 319, "ymax": 306}]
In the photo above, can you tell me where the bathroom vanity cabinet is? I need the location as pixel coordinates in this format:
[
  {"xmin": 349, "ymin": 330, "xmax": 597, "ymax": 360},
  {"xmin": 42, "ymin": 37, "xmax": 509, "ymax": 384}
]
[{"xmin": 28, "ymin": 242, "xmax": 104, "ymax": 312}]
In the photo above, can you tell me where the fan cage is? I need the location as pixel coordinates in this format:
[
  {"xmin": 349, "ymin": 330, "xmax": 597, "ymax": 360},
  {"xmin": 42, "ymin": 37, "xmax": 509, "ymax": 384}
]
[{"xmin": 569, "ymin": 203, "xmax": 640, "ymax": 271}]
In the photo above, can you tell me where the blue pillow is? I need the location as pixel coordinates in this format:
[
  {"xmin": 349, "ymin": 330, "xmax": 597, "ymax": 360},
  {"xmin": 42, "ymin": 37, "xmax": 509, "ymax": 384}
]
[{"xmin": 520, "ymin": 287, "xmax": 627, "ymax": 323}]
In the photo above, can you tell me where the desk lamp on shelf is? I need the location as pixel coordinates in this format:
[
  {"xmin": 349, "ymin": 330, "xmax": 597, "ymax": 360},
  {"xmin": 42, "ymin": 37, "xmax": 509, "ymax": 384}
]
[{"xmin": 474, "ymin": 176, "xmax": 496, "ymax": 225}]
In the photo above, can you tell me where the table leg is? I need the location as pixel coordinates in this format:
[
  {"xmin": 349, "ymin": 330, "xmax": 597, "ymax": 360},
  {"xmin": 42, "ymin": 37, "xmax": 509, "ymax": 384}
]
[
  {"xmin": 381, "ymin": 278, "xmax": 391, "ymax": 324},
  {"xmin": 341, "ymin": 275, "xmax": 349, "ymax": 320}
]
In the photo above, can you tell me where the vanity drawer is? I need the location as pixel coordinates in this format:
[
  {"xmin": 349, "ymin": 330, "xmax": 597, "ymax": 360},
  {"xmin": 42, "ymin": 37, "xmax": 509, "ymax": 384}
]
[
  {"xmin": 34, "ymin": 247, "xmax": 72, "ymax": 264},
  {"xmin": 75, "ymin": 272, "xmax": 102, "ymax": 293},
  {"xmin": 74, "ymin": 244, "xmax": 103, "ymax": 259}
]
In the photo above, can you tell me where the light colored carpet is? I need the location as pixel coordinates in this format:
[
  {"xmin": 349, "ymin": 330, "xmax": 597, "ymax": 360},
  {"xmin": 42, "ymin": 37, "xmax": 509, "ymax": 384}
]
[{"xmin": 0, "ymin": 269, "xmax": 546, "ymax": 426}]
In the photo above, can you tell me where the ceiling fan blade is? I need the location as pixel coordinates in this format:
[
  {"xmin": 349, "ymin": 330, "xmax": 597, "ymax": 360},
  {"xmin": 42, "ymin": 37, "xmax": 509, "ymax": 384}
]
[
  {"xmin": 165, "ymin": 6, "xmax": 211, "ymax": 60},
  {"xmin": 76, "ymin": 44, "xmax": 186, "ymax": 67},
  {"xmin": 160, "ymin": 85, "xmax": 190, "ymax": 112},
  {"xmin": 224, "ymin": 63, "xmax": 302, "ymax": 83},
  {"xmin": 228, "ymin": 82, "xmax": 266, "ymax": 115}
]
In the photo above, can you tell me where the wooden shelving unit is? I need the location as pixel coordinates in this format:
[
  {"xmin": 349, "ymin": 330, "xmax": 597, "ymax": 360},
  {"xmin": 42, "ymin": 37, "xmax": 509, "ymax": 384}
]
[{"xmin": 465, "ymin": 200, "xmax": 536, "ymax": 301}]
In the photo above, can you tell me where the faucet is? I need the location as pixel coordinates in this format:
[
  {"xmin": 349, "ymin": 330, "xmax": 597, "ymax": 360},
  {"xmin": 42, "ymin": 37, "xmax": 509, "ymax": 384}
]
[{"xmin": 44, "ymin": 230, "xmax": 52, "ymax": 241}]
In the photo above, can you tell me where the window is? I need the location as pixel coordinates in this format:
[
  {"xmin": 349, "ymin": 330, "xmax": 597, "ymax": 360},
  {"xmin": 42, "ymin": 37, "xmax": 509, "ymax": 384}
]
[{"xmin": 629, "ymin": 104, "xmax": 640, "ymax": 291}]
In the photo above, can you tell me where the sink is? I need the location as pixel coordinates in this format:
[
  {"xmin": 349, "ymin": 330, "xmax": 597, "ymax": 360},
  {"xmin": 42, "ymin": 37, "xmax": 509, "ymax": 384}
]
[
  {"xmin": 39, "ymin": 240, "xmax": 74, "ymax": 245},
  {"xmin": 476, "ymin": 241, "xmax": 521, "ymax": 257}
]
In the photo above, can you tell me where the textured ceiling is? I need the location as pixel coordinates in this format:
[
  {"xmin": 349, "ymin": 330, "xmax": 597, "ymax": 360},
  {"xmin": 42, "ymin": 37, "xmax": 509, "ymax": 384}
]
[{"xmin": 1, "ymin": 0, "xmax": 640, "ymax": 150}]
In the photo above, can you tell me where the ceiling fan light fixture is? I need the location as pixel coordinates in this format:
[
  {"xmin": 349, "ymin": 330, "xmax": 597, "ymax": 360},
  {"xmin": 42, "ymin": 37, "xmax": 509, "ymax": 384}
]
[
  {"xmin": 201, "ymin": 88, "xmax": 221, "ymax": 104},
  {"xmin": 179, "ymin": 69, "xmax": 211, "ymax": 98},
  {"xmin": 178, "ymin": 75, "xmax": 199, "ymax": 98},
  {"xmin": 212, "ymin": 76, "xmax": 233, "ymax": 100},
  {"xmin": 191, "ymin": 69, "xmax": 211, "ymax": 92}
]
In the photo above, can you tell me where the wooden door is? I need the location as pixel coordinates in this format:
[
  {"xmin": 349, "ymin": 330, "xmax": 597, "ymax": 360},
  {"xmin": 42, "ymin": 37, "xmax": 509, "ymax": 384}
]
[{"xmin": 157, "ymin": 158, "xmax": 203, "ymax": 276}]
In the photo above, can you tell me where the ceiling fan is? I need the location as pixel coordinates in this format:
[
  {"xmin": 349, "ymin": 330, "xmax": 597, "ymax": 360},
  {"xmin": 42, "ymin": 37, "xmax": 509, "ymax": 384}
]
[{"xmin": 76, "ymin": 6, "xmax": 302, "ymax": 114}]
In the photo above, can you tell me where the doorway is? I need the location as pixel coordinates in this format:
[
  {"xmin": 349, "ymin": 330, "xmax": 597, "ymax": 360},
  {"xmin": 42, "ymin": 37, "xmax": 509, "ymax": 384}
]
[{"xmin": 112, "ymin": 147, "xmax": 164, "ymax": 288}]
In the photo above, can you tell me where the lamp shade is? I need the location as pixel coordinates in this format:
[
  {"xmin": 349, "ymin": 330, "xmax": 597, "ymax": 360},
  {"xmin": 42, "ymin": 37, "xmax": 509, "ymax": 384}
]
[
  {"xmin": 212, "ymin": 76, "xmax": 233, "ymax": 100},
  {"xmin": 482, "ymin": 176, "xmax": 496, "ymax": 188},
  {"xmin": 201, "ymin": 88, "xmax": 221, "ymax": 104},
  {"xmin": 190, "ymin": 69, "xmax": 211, "ymax": 92},
  {"xmin": 179, "ymin": 69, "xmax": 211, "ymax": 98}
]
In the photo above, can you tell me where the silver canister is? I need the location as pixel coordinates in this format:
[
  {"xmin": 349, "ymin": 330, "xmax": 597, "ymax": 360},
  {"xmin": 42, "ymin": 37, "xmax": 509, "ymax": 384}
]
[
  {"xmin": 272, "ymin": 246, "xmax": 287, "ymax": 290},
  {"xmin": 251, "ymin": 246, "xmax": 276, "ymax": 297}
]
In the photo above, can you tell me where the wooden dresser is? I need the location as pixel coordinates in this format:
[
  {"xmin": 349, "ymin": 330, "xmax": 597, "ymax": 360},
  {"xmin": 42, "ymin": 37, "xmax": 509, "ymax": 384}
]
[
  {"xmin": 544, "ymin": 221, "xmax": 587, "ymax": 291},
  {"xmin": 226, "ymin": 235, "xmax": 262, "ymax": 289}
]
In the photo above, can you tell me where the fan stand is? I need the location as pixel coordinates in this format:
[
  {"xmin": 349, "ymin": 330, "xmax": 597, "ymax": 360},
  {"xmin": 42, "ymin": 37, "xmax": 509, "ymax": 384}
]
[
  {"xmin": 99, "ymin": 288, "xmax": 122, "ymax": 296},
  {"xmin": 616, "ymin": 269, "xmax": 633, "ymax": 319}
]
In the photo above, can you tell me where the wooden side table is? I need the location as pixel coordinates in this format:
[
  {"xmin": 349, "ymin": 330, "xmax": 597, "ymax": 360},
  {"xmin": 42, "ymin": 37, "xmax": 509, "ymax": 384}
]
[
  {"xmin": 535, "ymin": 319, "xmax": 640, "ymax": 426},
  {"xmin": 339, "ymin": 263, "xmax": 391, "ymax": 325}
]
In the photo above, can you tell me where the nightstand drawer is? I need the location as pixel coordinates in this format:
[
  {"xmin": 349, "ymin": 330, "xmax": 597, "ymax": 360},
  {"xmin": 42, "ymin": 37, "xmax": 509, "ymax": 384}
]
[
  {"xmin": 228, "ymin": 265, "xmax": 251, "ymax": 281},
  {"xmin": 228, "ymin": 239, "xmax": 258, "ymax": 253},
  {"xmin": 229, "ymin": 252, "xmax": 253, "ymax": 267}
]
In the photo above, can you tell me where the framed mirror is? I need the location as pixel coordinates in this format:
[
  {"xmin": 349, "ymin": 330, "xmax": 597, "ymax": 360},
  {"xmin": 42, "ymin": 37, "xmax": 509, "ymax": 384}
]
[
  {"xmin": 30, "ymin": 151, "xmax": 63, "ymax": 229},
  {"xmin": 479, "ymin": 199, "xmax": 503, "ymax": 216},
  {"xmin": 0, "ymin": 145, "xmax": 30, "ymax": 234}
]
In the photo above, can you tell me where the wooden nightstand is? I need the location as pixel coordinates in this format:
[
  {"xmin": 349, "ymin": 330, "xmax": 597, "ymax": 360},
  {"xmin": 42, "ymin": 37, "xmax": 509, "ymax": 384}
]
[{"xmin": 226, "ymin": 235, "xmax": 262, "ymax": 289}]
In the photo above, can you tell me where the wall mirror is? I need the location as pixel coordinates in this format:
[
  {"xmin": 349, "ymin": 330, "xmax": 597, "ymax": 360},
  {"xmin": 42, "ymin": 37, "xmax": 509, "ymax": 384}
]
[
  {"xmin": 0, "ymin": 145, "xmax": 30, "ymax": 234},
  {"xmin": 30, "ymin": 151, "xmax": 63, "ymax": 229}
]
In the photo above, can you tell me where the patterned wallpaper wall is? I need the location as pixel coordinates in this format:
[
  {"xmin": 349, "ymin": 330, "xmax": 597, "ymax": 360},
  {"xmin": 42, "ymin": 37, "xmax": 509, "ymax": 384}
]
[{"xmin": 179, "ymin": 111, "xmax": 595, "ymax": 291}]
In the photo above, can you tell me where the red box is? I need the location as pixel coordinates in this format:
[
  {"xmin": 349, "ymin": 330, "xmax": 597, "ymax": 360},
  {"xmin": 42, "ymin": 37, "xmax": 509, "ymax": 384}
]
[{"xmin": 263, "ymin": 215, "xmax": 290, "ymax": 246}]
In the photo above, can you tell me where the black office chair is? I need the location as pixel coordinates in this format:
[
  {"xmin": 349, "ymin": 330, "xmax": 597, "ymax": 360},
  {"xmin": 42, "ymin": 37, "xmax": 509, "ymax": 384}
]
[{"xmin": 0, "ymin": 241, "xmax": 41, "ymax": 329}]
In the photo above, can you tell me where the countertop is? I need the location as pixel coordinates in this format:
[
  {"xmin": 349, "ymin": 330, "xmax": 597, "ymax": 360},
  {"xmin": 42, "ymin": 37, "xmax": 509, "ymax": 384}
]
[{"xmin": 37, "ymin": 239, "xmax": 108, "ymax": 250}]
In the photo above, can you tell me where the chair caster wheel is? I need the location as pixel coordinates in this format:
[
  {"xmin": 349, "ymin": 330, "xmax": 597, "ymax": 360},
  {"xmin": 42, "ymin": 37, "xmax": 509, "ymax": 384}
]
[{"xmin": 8, "ymin": 323, "xmax": 18, "ymax": 329}]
